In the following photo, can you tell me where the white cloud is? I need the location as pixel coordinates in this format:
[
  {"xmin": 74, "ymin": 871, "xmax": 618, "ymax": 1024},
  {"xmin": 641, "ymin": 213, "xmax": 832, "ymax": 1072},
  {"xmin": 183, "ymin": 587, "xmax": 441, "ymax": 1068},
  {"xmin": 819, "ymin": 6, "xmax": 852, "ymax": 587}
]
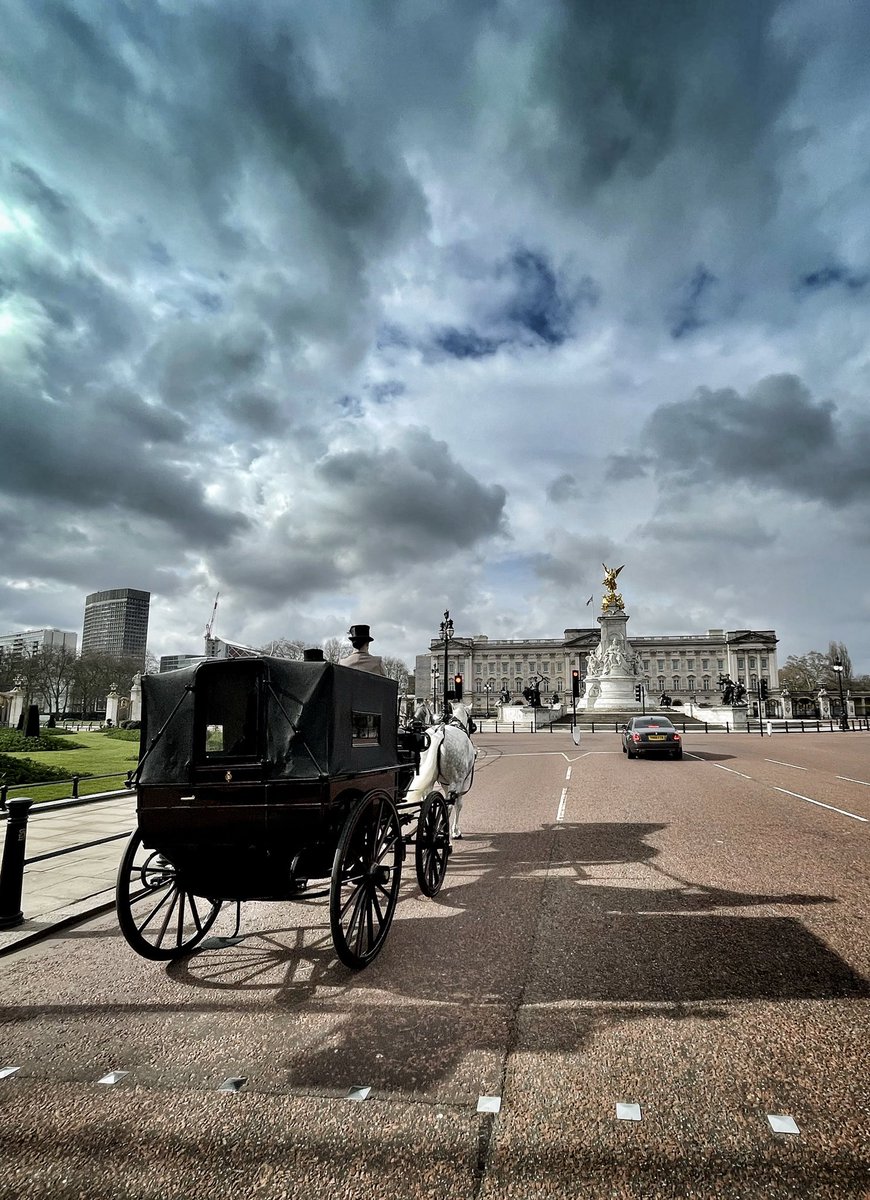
[{"xmin": 1, "ymin": 0, "xmax": 869, "ymax": 671}]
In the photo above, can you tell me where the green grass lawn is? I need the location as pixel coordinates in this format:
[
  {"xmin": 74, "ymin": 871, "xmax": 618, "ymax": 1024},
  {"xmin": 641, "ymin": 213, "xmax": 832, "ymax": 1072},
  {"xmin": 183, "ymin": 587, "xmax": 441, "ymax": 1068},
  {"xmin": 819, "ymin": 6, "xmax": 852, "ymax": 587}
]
[{"xmin": 2, "ymin": 731, "xmax": 142, "ymax": 804}]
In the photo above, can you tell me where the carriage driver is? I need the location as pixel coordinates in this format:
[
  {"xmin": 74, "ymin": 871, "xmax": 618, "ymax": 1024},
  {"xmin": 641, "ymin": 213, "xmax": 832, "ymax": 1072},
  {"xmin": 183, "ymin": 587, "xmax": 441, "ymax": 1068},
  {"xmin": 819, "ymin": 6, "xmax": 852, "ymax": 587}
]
[{"xmin": 340, "ymin": 624, "xmax": 387, "ymax": 676}]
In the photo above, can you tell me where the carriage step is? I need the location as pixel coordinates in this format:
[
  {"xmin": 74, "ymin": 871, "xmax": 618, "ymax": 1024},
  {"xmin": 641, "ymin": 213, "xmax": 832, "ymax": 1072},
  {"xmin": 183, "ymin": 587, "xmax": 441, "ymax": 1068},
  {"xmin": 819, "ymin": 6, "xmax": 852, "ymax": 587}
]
[{"xmin": 199, "ymin": 935, "xmax": 246, "ymax": 949}]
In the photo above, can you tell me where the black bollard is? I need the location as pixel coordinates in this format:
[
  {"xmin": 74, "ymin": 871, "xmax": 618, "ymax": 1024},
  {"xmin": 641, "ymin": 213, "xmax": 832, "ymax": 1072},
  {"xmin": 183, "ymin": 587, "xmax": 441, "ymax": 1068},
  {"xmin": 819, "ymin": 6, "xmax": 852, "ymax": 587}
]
[{"xmin": 0, "ymin": 798, "xmax": 33, "ymax": 929}]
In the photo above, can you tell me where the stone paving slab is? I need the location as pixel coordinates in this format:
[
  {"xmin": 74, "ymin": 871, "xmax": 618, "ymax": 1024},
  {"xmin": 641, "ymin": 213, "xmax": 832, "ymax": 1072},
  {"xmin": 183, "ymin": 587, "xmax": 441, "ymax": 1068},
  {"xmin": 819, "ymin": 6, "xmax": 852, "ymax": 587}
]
[{"xmin": 0, "ymin": 796, "xmax": 136, "ymax": 955}]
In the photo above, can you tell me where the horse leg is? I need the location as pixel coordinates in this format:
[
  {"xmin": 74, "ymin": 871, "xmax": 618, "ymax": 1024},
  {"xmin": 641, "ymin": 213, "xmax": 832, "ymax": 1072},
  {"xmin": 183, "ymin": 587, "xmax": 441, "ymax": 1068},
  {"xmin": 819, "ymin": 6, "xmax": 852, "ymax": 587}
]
[{"xmin": 451, "ymin": 792, "xmax": 463, "ymax": 839}]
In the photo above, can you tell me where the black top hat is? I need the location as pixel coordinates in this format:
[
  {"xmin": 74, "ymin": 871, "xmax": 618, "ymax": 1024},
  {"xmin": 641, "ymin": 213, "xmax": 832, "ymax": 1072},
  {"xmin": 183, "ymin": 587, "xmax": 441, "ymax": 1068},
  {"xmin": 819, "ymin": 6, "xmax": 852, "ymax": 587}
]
[
  {"xmin": 303, "ymin": 647, "xmax": 324, "ymax": 661},
  {"xmin": 347, "ymin": 624, "xmax": 373, "ymax": 643}
]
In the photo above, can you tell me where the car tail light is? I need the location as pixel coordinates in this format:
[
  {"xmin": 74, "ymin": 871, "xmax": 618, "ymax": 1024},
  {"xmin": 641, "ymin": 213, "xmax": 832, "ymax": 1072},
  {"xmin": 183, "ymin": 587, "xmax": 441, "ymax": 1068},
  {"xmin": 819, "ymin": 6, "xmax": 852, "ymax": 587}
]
[
  {"xmin": 673, "ymin": 733, "xmax": 681, "ymax": 741},
  {"xmin": 632, "ymin": 732, "xmax": 641, "ymax": 742}
]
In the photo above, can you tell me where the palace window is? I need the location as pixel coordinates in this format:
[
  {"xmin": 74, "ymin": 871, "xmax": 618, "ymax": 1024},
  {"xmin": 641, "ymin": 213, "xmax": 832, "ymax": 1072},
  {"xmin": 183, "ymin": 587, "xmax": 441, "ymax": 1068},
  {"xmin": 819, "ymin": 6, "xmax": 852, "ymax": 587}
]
[
  {"xmin": 749, "ymin": 657, "xmax": 756, "ymax": 669},
  {"xmin": 702, "ymin": 676, "xmax": 710, "ymax": 690},
  {"xmin": 657, "ymin": 676, "xmax": 665, "ymax": 691},
  {"xmin": 687, "ymin": 675, "xmax": 695, "ymax": 692},
  {"xmin": 673, "ymin": 676, "xmax": 681, "ymax": 691},
  {"xmin": 717, "ymin": 659, "xmax": 724, "ymax": 671},
  {"xmin": 702, "ymin": 659, "xmax": 709, "ymax": 670},
  {"xmin": 672, "ymin": 659, "xmax": 680, "ymax": 671},
  {"xmin": 657, "ymin": 660, "xmax": 665, "ymax": 671},
  {"xmin": 687, "ymin": 660, "xmax": 695, "ymax": 671}
]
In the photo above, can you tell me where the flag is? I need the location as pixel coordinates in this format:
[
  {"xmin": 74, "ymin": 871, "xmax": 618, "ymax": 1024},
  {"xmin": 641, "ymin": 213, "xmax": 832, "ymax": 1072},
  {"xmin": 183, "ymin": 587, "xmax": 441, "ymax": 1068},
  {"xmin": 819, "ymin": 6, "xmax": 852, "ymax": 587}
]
[{"xmin": 586, "ymin": 595, "xmax": 593, "ymax": 606}]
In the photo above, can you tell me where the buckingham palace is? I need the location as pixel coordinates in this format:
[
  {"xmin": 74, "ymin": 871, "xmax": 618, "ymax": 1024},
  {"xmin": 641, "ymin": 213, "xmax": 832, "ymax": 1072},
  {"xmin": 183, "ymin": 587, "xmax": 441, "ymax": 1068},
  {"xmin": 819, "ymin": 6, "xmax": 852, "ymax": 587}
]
[{"xmin": 415, "ymin": 625, "xmax": 779, "ymax": 709}]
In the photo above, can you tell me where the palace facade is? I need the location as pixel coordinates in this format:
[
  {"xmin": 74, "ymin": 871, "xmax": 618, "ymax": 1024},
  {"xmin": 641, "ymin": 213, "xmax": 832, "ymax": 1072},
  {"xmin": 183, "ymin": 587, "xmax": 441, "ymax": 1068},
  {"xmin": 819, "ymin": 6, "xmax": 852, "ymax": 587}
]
[{"xmin": 415, "ymin": 626, "xmax": 779, "ymax": 706}]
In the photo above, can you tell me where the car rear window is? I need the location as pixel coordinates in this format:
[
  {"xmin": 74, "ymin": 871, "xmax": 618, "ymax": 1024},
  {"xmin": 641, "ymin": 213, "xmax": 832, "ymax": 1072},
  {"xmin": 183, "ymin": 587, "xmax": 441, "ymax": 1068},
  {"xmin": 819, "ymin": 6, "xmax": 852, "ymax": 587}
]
[{"xmin": 634, "ymin": 718, "xmax": 675, "ymax": 729}]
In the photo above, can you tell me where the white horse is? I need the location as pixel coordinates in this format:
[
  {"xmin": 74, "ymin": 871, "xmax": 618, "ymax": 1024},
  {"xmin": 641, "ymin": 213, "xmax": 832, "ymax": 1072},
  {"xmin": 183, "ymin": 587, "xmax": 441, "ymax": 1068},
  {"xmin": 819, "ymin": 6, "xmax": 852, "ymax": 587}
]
[{"xmin": 404, "ymin": 700, "xmax": 477, "ymax": 840}]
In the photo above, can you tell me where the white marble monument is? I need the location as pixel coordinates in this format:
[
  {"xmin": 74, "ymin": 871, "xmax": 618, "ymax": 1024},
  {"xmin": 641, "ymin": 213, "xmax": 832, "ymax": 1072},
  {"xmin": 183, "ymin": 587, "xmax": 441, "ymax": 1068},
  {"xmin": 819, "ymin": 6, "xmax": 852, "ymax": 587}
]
[{"xmin": 579, "ymin": 565, "xmax": 644, "ymax": 712}]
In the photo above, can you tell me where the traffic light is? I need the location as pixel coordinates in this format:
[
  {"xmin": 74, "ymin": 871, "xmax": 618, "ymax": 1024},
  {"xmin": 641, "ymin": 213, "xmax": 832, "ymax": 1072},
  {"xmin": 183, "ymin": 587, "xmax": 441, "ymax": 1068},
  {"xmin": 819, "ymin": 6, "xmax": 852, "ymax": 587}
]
[
  {"xmin": 634, "ymin": 685, "xmax": 642, "ymax": 701},
  {"xmin": 571, "ymin": 669, "xmax": 580, "ymax": 698},
  {"xmin": 759, "ymin": 679, "xmax": 768, "ymax": 699},
  {"xmin": 453, "ymin": 673, "xmax": 463, "ymax": 699}
]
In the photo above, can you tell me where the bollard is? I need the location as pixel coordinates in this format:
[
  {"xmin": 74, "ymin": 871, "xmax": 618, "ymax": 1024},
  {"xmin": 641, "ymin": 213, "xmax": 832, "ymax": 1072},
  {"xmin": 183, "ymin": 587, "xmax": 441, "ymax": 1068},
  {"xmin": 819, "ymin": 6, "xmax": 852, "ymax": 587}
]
[
  {"xmin": 71, "ymin": 775, "xmax": 80, "ymax": 798},
  {"xmin": 0, "ymin": 782, "xmax": 7, "ymax": 812},
  {"xmin": 0, "ymin": 797, "xmax": 33, "ymax": 929}
]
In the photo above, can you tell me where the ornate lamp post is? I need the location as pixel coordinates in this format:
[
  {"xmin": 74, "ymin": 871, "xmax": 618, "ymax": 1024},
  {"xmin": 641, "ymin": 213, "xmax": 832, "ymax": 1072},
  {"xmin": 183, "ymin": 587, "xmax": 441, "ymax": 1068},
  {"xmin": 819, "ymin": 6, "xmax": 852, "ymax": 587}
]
[
  {"xmin": 430, "ymin": 661, "xmax": 440, "ymax": 708},
  {"xmin": 832, "ymin": 658, "xmax": 850, "ymax": 731},
  {"xmin": 483, "ymin": 679, "xmax": 494, "ymax": 717},
  {"xmin": 439, "ymin": 610, "xmax": 454, "ymax": 716}
]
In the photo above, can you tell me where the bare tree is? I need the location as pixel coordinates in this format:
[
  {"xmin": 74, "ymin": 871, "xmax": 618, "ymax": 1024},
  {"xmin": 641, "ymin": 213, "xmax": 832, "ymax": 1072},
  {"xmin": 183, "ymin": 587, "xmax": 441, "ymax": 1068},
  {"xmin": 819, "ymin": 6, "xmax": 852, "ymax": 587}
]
[
  {"xmin": 827, "ymin": 641, "xmax": 853, "ymax": 684},
  {"xmin": 72, "ymin": 653, "xmax": 141, "ymax": 716},
  {"xmin": 322, "ymin": 636, "xmax": 345, "ymax": 664},
  {"xmin": 777, "ymin": 652, "xmax": 830, "ymax": 694},
  {"xmin": 381, "ymin": 655, "xmax": 410, "ymax": 694},
  {"xmin": 260, "ymin": 637, "xmax": 306, "ymax": 659},
  {"xmin": 33, "ymin": 645, "xmax": 78, "ymax": 716}
]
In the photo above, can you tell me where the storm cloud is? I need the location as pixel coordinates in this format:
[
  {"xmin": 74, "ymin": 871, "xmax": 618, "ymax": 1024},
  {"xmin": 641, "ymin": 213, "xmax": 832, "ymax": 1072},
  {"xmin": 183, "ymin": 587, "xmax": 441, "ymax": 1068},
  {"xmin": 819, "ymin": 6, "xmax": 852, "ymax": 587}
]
[{"xmin": 1, "ymin": 0, "xmax": 869, "ymax": 668}]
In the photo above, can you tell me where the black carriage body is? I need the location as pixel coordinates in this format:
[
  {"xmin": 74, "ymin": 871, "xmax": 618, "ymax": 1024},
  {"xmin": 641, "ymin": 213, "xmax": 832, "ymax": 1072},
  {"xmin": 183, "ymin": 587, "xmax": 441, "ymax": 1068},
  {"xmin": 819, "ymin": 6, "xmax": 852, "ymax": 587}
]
[{"xmin": 137, "ymin": 657, "xmax": 407, "ymax": 899}]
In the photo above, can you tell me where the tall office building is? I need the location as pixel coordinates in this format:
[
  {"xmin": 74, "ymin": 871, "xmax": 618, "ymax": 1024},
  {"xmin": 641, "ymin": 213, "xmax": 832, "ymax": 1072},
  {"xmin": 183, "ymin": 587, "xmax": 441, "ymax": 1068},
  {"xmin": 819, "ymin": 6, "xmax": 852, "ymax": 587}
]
[{"xmin": 82, "ymin": 589, "xmax": 151, "ymax": 664}]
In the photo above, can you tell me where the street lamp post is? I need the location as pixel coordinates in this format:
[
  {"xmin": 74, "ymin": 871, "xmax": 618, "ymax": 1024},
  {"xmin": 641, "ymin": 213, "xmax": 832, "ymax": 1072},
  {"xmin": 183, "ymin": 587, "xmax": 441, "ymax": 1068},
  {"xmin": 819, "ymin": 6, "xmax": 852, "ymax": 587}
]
[
  {"xmin": 832, "ymin": 658, "xmax": 850, "ymax": 731},
  {"xmin": 430, "ymin": 662, "xmax": 440, "ymax": 708},
  {"xmin": 483, "ymin": 680, "xmax": 494, "ymax": 718},
  {"xmin": 439, "ymin": 610, "xmax": 454, "ymax": 717}
]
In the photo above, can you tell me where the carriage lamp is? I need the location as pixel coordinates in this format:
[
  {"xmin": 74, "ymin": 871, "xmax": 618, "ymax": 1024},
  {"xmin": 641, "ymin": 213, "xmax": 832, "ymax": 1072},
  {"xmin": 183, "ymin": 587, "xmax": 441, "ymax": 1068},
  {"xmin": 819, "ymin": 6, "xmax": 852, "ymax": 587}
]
[{"xmin": 832, "ymin": 658, "xmax": 850, "ymax": 731}]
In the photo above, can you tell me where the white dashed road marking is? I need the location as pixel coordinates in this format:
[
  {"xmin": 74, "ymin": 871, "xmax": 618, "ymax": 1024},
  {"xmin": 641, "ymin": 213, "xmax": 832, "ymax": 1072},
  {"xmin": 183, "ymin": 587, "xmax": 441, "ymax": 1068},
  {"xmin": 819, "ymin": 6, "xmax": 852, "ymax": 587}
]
[
  {"xmin": 765, "ymin": 759, "xmax": 807, "ymax": 770},
  {"xmin": 713, "ymin": 764, "xmax": 752, "ymax": 780},
  {"xmin": 773, "ymin": 787, "xmax": 868, "ymax": 823},
  {"xmin": 556, "ymin": 787, "xmax": 568, "ymax": 823},
  {"xmin": 837, "ymin": 775, "xmax": 870, "ymax": 787}
]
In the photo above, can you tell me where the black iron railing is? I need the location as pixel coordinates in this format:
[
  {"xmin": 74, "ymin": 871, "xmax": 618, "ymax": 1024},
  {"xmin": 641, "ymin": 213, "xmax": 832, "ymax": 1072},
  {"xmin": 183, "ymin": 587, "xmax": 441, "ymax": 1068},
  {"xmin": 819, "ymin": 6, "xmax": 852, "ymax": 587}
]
[{"xmin": 0, "ymin": 789, "xmax": 132, "ymax": 930}]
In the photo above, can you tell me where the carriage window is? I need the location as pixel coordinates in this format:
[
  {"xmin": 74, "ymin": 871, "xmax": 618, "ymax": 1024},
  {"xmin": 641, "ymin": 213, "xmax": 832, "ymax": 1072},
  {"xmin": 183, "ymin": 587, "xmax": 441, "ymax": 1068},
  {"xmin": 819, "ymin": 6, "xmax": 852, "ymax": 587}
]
[
  {"xmin": 206, "ymin": 725, "xmax": 226, "ymax": 753},
  {"xmin": 198, "ymin": 664, "xmax": 260, "ymax": 759},
  {"xmin": 352, "ymin": 711, "xmax": 381, "ymax": 743}
]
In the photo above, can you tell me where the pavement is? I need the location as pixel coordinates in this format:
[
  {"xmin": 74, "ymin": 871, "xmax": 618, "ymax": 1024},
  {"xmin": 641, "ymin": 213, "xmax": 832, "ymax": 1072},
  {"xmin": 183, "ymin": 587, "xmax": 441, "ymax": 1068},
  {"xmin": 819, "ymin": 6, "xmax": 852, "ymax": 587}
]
[
  {"xmin": 0, "ymin": 793, "xmax": 136, "ymax": 956},
  {"xmin": 0, "ymin": 731, "xmax": 868, "ymax": 1198}
]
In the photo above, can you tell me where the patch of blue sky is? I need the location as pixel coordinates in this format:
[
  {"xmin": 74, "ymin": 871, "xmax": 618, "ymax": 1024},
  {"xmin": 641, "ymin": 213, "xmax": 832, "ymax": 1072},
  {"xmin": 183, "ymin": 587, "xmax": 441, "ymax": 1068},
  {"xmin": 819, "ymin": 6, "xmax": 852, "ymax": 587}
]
[
  {"xmin": 367, "ymin": 379, "xmax": 406, "ymax": 403},
  {"xmin": 669, "ymin": 264, "xmax": 717, "ymax": 339},
  {"xmin": 503, "ymin": 248, "xmax": 577, "ymax": 346},
  {"xmin": 799, "ymin": 264, "xmax": 868, "ymax": 292},
  {"xmin": 433, "ymin": 326, "xmax": 503, "ymax": 359}
]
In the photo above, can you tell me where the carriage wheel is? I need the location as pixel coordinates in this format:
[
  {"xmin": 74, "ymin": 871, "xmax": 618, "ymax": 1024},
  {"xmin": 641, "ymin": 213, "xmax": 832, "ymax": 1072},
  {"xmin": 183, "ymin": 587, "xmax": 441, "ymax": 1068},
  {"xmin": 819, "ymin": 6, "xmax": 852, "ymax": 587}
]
[
  {"xmin": 415, "ymin": 792, "xmax": 451, "ymax": 897},
  {"xmin": 116, "ymin": 830, "xmax": 222, "ymax": 960},
  {"xmin": 330, "ymin": 790, "xmax": 404, "ymax": 969}
]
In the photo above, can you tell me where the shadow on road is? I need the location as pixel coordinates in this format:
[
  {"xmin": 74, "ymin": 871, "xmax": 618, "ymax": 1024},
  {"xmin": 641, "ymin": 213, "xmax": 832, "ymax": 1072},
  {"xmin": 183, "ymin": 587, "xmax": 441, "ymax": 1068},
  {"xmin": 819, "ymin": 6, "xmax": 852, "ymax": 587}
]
[{"xmin": 4, "ymin": 820, "xmax": 863, "ymax": 1101}]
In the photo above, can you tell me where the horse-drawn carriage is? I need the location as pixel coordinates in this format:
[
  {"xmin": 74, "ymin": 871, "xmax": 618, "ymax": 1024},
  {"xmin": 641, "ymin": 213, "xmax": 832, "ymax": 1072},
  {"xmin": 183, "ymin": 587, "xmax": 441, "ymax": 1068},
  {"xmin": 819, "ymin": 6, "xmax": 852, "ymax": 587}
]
[{"xmin": 115, "ymin": 657, "xmax": 464, "ymax": 968}]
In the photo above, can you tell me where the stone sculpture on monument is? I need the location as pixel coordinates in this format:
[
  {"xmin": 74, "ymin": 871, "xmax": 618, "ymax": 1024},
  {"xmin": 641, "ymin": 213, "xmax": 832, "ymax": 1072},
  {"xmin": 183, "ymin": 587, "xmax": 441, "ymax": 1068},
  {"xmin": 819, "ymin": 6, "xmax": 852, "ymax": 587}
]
[{"xmin": 579, "ymin": 564, "xmax": 643, "ymax": 712}]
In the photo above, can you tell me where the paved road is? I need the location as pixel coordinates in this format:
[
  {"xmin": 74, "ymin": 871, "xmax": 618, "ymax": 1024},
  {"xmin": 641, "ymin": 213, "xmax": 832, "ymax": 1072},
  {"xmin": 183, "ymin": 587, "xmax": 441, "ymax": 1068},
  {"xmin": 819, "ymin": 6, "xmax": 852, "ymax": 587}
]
[{"xmin": 0, "ymin": 731, "xmax": 867, "ymax": 1198}]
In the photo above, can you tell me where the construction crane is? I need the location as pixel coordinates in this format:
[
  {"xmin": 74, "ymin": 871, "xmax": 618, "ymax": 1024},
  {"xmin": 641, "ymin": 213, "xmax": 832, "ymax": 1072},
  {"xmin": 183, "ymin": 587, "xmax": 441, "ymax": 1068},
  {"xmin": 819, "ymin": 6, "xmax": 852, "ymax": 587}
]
[{"xmin": 204, "ymin": 592, "xmax": 219, "ymax": 640}]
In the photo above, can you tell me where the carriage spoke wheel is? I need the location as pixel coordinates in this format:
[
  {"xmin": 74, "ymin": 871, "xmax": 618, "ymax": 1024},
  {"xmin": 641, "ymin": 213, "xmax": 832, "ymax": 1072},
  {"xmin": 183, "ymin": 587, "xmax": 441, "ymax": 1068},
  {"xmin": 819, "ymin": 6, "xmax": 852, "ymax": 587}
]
[
  {"xmin": 116, "ymin": 829, "xmax": 222, "ymax": 960},
  {"xmin": 330, "ymin": 790, "xmax": 403, "ymax": 969},
  {"xmin": 415, "ymin": 792, "xmax": 451, "ymax": 897}
]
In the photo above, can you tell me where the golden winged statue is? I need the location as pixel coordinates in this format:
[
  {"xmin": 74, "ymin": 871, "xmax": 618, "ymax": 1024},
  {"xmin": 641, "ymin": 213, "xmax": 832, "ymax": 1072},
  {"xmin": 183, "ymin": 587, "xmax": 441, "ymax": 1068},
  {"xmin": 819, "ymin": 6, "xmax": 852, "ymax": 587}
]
[{"xmin": 601, "ymin": 563, "xmax": 625, "ymax": 610}]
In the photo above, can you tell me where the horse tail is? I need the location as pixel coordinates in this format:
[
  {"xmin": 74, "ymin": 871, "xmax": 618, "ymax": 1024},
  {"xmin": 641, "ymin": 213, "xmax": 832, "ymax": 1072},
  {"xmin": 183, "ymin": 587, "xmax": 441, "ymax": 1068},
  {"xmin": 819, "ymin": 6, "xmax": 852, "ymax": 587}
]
[{"xmin": 403, "ymin": 726, "xmax": 444, "ymax": 805}]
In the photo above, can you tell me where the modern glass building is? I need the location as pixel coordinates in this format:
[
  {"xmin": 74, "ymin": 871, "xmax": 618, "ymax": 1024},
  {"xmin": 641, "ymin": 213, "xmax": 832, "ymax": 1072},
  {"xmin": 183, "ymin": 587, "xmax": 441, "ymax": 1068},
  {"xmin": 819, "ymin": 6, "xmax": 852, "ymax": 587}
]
[{"xmin": 81, "ymin": 589, "xmax": 151, "ymax": 664}]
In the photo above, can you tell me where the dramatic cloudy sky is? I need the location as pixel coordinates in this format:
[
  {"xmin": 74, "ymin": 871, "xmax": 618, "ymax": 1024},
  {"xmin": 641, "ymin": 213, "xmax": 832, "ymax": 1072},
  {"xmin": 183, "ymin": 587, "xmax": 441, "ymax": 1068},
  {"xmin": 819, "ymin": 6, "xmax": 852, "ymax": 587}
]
[{"xmin": 2, "ymin": 0, "xmax": 869, "ymax": 670}]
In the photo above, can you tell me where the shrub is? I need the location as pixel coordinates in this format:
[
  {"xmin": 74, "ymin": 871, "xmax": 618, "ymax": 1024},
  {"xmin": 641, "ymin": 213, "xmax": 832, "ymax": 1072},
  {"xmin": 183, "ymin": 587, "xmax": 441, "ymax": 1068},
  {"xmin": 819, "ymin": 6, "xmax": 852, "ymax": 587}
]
[
  {"xmin": 0, "ymin": 729, "xmax": 85, "ymax": 753},
  {"xmin": 0, "ymin": 753, "xmax": 78, "ymax": 786},
  {"xmin": 103, "ymin": 728, "xmax": 141, "ymax": 742}
]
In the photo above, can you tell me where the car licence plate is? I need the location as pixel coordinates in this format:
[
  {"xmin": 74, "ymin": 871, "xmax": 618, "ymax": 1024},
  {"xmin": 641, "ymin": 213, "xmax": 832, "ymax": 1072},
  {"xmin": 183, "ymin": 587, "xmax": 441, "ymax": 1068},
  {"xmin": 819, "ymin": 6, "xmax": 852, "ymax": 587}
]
[{"xmin": 647, "ymin": 734, "xmax": 665, "ymax": 741}]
